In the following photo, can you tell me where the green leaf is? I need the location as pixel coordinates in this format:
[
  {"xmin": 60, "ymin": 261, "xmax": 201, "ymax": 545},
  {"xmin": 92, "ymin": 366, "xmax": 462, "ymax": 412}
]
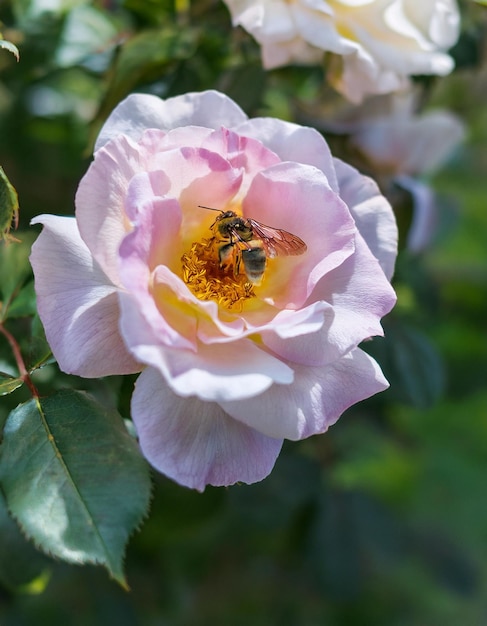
[
  {"xmin": 365, "ymin": 320, "xmax": 445, "ymax": 409},
  {"xmin": 21, "ymin": 313, "xmax": 54, "ymax": 373},
  {"xmin": 0, "ymin": 371, "xmax": 23, "ymax": 395},
  {"xmin": 5, "ymin": 280, "xmax": 37, "ymax": 318},
  {"xmin": 0, "ymin": 166, "xmax": 19, "ymax": 244},
  {"xmin": 0, "ymin": 390, "xmax": 152, "ymax": 587},
  {"xmin": 55, "ymin": 4, "xmax": 119, "ymax": 68},
  {"xmin": 0, "ymin": 230, "xmax": 36, "ymax": 321},
  {"xmin": 0, "ymin": 39, "xmax": 20, "ymax": 61}
]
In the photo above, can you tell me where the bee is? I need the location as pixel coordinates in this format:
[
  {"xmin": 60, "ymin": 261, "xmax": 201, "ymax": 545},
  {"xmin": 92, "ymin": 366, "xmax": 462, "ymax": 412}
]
[{"xmin": 199, "ymin": 206, "xmax": 307, "ymax": 285}]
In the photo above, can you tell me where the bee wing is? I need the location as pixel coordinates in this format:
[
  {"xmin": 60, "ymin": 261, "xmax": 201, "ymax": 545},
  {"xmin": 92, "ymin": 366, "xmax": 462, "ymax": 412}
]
[{"xmin": 248, "ymin": 219, "xmax": 307, "ymax": 258}]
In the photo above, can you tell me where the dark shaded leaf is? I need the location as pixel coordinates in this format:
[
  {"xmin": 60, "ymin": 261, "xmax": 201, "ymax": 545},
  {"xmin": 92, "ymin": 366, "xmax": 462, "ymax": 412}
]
[
  {"xmin": 228, "ymin": 451, "xmax": 321, "ymax": 530},
  {"xmin": 413, "ymin": 527, "xmax": 479, "ymax": 596},
  {"xmin": 365, "ymin": 320, "xmax": 445, "ymax": 409},
  {"xmin": 0, "ymin": 491, "xmax": 50, "ymax": 592}
]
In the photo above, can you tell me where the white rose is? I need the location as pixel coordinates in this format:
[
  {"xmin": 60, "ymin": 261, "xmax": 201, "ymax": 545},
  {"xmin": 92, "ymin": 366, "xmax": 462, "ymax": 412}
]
[{"xmin": 223, "ymin": 0, "xmax": 460, "ymax": 103}]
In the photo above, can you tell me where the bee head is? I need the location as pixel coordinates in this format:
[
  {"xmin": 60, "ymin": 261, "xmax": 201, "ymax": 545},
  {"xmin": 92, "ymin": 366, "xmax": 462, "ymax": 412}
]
[{"xmin": 198, "ymin": 206, "xmax": 238, "ymax": 229}]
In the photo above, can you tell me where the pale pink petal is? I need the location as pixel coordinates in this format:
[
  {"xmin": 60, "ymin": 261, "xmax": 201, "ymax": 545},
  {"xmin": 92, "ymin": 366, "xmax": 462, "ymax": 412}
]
[
  {"xmin": 242, "ymin": 161, "xmax": 355, "ymax": 307},
  {"xmin": 234, "ymin": 117, "xmax": 339, "ymax": 192},
  {"xmin": 123, "ymin": 143, "xmax": 244, "ymax": 252},
  {"xmin": 261, "ymin": 304, "xmax": 338, "ymax": 366},
  {"xmin": 201, "ymin": 127, "xmax": 281, "ymax": 197},
  {"xmin": 151, "ymin": 266, "xmax": 249, "ymax": 342},
  {"xmin": 117, "ymin": 199, "xmax": 195, "ymax": 352},
  {"xmin": 334, "ymin": 158, "xmax": 398, "ymax": 280},
  {"xmin": 76, "ymin": 134, "xmax": 149, "ymax": 286},
  {"xmin": 312, "ymin": 231, "xmax": 397, "ymax": 354},
  {"xmin": 149, "ymin": 267, "xmax": 329, "ymax": 348},
  {"xmin": 118, "ymin": 289, "xmax": 294, "ymax": 401},
  {"xmin": 249, "ymin": 299, "xmax": 330, "ymax": 340},
  {"xmin": 95, "ymin": 91, "xmax": 248, "ymax": 151},
  {"xmin": 139, "ymin": 126, "xmax": 213, "ymax": 153},
  {"xmin": 147, "ymin": 147, "xmax": 243, "ymax": 236},
  {"xmin": 30, "ymin": 215, "xmax": 140, "ymax": 377},
  {"xmin": 132, "ymin": 367, "xmax": 283, "ymax": 491},
  {"xmin": 121, "ymin": 189, "xmax": 182, "ymax": 266},
  {"xmin": 220, "ymin": 347, "xmax": 389, "ymax": 440}
]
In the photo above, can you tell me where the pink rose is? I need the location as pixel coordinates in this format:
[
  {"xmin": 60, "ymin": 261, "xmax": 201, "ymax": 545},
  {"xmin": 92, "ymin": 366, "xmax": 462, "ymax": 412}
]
[{"xmin": 30, "ymin": 90, "xmax": 397, "ymax": 491}]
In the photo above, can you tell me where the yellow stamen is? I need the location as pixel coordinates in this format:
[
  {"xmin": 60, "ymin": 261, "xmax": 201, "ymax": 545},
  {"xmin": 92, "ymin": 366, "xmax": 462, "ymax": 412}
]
[{"xmin": 181, "ymin": 238, "xmax": 256, "ymax": 310}]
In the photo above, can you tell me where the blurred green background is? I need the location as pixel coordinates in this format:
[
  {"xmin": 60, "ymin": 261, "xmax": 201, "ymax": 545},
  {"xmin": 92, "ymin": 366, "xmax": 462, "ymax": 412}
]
[{"xmin": 1, "ymin": 0, "xmax": 487, "ymax": 624}]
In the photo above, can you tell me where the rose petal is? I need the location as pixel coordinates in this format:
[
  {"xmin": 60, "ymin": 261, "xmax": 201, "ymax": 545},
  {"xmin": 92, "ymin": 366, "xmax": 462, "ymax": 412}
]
[
  {"xmin": 118, "ymin": 288, "xmax": 294, "ymax": 401},
  {"xmin": 201, "ymin": 127, "xmax": 281, "ymax": 198},
  {"xmin": 30, "ymin": 215, "xmax": 140, "ymax": 377},
  {"xmin": 261, "ymin": 303, "xmax": 337, "ymax": 366},
  {"xmin": 334, "ymin": 158, "xmax": 398, "ymax": 280},
  {"xmin": 234, "ymin": 117, "xmax": 339, "ymax": 192},
  {"xmin": 312, "ymin": 231, "xmax": 397, "ymax": 354},
  {"xmin": 117, "ymin": 199, "xmax": 196, "ymax": 352},
  {"xmin": 242, "ymin": 161, "xmax": 355, "ymax": 307},
  {"xmin": 132, "ymin": 367, "xmax": 283, "ymax": 491},
  {"xmin": 220, "ymin": 347, "xmax": 389, "ymax": 440},
  {"xmin": 76, "ymin": 134, "xmax": 148, "ymax": 285},
  {"xmin": 95, "ymin": 91, "xmax": 249, "ymax": 151}
]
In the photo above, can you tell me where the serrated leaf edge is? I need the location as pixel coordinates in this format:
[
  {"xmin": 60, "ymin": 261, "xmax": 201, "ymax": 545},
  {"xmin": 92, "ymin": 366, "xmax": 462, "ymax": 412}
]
[{"xmin": 33, "ymin": 396, "xmax": 128, "ymax": 587}]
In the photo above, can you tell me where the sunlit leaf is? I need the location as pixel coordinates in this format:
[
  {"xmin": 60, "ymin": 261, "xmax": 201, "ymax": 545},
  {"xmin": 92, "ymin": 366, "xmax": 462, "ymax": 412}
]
[
  {"xmin": 0, "ymin": 371, "xmax": 24, "ymax": 396},
  {"xmin": 0, "ymin": 39, "xmax": 20, "ymax": 61},
  {"xmin": 0, "ymin": 390, "xmax": 152, "ymax": 587},
  {"xmin": 0, "ymin": 166, "xmax": 19, "ymax": 244},
  {"xmin": 55, "ymin": 4, "xmax": 119, "ymax": 68}
]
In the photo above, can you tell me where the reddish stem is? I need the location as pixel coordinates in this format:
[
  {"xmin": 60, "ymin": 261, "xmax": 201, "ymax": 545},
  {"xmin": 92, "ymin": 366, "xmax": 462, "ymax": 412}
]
[{"xmin": 0, "ymin": 323, "xmax": 39, "ymax": 398}]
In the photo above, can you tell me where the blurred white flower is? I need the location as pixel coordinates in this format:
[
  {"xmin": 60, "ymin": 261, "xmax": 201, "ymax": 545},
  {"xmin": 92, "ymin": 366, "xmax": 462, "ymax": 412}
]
[
  {"xmin": 347, "ymin": 90, "xmax": 466, "ymax": 251},
  {"xmin": 349, "ymin": 92, "xmax": 466, "ymax": 177},
  {"xmin": 223, "ymin": 0, "xmax": 461, "ymax": 102}
]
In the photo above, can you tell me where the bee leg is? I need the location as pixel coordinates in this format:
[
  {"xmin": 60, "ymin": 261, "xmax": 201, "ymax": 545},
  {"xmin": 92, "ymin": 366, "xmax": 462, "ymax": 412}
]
[
  {"xmin": 234, "ymin": 248, "xmax": 242, "ymax": 277},
  {"xmin": 218, "ymin": 243, "xmax": 234, "ymax": 271}
]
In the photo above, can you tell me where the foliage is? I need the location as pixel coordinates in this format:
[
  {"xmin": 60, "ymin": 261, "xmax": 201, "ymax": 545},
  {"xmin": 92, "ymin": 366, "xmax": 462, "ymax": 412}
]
[{"xmin": 0, "ymin": 0, "xmax": 486, "ymax": 623}]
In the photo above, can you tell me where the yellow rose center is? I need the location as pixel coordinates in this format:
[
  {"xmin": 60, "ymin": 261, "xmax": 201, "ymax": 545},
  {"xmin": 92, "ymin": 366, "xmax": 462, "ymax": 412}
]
[{"xmin": 181, "ymin": 237, "xmax": 257, "ymax": 310}]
